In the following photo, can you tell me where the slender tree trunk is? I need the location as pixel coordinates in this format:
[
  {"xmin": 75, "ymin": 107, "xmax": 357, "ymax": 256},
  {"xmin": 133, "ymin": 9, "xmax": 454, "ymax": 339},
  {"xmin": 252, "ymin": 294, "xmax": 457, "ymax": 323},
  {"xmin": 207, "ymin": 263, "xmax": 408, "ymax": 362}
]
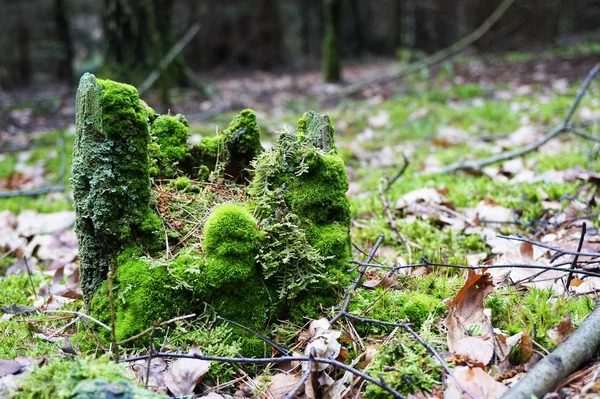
[
  {"xmin": 393, "ymin": 0, "xmax": 403, "ymax": 50},
  {"xmin": 402, "ymin": 0, "xmax": 416, "ymax": 48},
  {"xmin": 17, "ymin": 10, "xmax": 32, "ymax": 85},
  {"xmin": 257, "ymin": 0, "xmax": 283, "ymax": 69},
  {"xmin": 349, "ymin": 0, "xmax": 364, "ymax": 55},
  {"xmin": 101, "ymin": 0, "xmax": 185, "ymax": 90},
  {"xmin": 322, "ymin": 0, "xmax": 341, "ymax": 82},
  {"xmin": 55, "ymin": 0, "xmax": 74, "ymax": 82}
]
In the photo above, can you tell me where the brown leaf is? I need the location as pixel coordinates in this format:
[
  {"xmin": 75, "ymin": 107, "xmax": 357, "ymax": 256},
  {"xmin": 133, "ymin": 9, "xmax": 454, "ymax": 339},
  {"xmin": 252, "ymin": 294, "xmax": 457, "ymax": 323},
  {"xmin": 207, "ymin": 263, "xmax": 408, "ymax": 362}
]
[
  {"xmin": 444, "ymin": 366, "xmax": 508, "ymax": 398},
  {"xmin": 453, "ymin": 337, "xmax": 494, "ymax": 366},
  {"xmin": 444, "ymin": 270, "xmax": 495, "ymax": 352},
  {"xmin": 265, "ymin": 373, "xmax": 302, "ymax": 398},
  {"xmin": 547, "ymin": 316, "xmax": 575, "ymax": 343},
  {"xmin": 164, "ymin": 346, "xmax": 210, "ymax": 396},
  {"xmin": 518, "ymin": 330, "xmax": 533, "ymax": 365}
]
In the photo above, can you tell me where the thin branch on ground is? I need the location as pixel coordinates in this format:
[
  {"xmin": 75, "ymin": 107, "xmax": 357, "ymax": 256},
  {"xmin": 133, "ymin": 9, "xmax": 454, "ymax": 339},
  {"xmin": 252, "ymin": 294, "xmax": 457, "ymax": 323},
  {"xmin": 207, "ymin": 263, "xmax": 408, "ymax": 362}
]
[
  {"xmin": 342, "ymin": 313, "xmax": 473, "ymax": 399},
  {"xmin": 217, "ymin": 315, "xmax": 290, "ymax": 356},
  {"xmin": 118, "ymin": 314, "xmax": 196, "ymax": 345},
  {"xmin": 503, "ymin": 300, "xmax": 600, "ymax": 399},
  {"xmin": 566, "ymin": 222, "xmax": 587, "ymax": 291},
  {"xmin": 330, "ymin": 234, "xmax": 384, "ymax": 325},
  {"xmin": 121, "ymin": 352, "xmax": 406, "ymax": 399},
  {"xmin": 108, "ymin": 268, "xmax": 119, "ymax": 362},
  {"xmin": 384, "ymin": 153, "xmax": 409, "ymax": 192},
  {"xmin": 497, "ymin": 233, "xmax": 600, "ymax": 260},
  {"xmin": 43, "ymin": 310, "xmax": 111, "ymax": 331},
  {"xmin": 378, "ymin": 176, "xmax": 413, "ymax": 262},
  {"xmin": 428, "ymin": 63, "xmax": 600, "ymax": 174},
  {"xmin": 23, "ymin": 257, "xmax": 37, "ymax": 298},
  {"xmin": 0, "ymin": 133, "xmax": 67, "ymax": 198},
  {"xmin": 337, "ymin": 0, "xmax": 516, "ymax": 98},
  {"xmin": 284, "ymin": 348, "xmax": 314, "ymax": 399}
]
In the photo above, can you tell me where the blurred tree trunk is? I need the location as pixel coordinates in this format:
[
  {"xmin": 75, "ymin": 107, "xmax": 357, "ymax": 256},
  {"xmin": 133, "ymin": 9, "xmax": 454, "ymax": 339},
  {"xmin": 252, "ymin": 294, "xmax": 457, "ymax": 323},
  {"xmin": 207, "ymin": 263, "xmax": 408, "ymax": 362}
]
[
  {"xmin": 322, "ymin": 0, "xmax": 341, "ymax": 82},
  {"xmin": 349, "ymin": 0, "xmax": 364, "ymax": 55},
  {"xmin": 257, "ymin": 0, "xmax": 283, "ymax": 69},
  {"xmin": 101, "ymin": 0, "xmax": 185, "ymax": 89},
  {"xmin": 393, "ymin": 0, "xmax": 403, "ymax": 50},
  {"xmin": 402, "ymin": 0, "xmax": 416, "ymax": 48},
  {"xmin": 55, "ymin": 0, "xmax": 74, "ymax": 82},
  {"xmin": 17, "ymin": 24, "xmax": 32, "ymax": 84}
]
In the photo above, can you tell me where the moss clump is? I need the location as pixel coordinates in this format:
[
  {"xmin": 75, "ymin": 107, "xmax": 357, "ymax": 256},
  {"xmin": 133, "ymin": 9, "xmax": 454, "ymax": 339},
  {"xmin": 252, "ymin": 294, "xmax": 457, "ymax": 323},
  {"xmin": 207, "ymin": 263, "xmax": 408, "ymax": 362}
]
[
  {"xmin": 72, "ymin": 74, "xmax": 160, "ymax": 301},
  {"xmin": 148, "ymin": 114, "xmax": 190, "ymax": 178},
  {"xmin": 364, "ymin": 330, "xmax": 442, "ymax": 397},
  {"xmin": 221, "ymin": 109, "xmax": 263, "ymax": 182},
  {"xmin": 349, "ymin": 289, "xmax": 444, "ymax": 331},
  {"xmin": 90, "ymin": 248, "xmax": 190, "ymax": 342},
  {"xmin": 250, "ymin": 111, "xmax": 351, "ymax": 320},
  {"xmin": 201, "ymin": 203, "xmax": 270, "ymax": 332},
  {"xmin": 15, "ymin": 357, "xmax": 138, "ymax": 399},
  {"xmin": 189, "ymin": 109, "xmax": 262, "ymax": 183}
]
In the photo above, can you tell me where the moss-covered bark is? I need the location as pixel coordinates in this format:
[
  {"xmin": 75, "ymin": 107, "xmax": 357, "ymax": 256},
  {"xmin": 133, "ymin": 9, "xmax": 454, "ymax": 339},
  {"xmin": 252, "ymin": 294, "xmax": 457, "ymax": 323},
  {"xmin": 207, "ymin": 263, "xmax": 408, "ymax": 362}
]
[{"xmin": 72, "ymin": 73, "xmax": 160, "ymax": 301}]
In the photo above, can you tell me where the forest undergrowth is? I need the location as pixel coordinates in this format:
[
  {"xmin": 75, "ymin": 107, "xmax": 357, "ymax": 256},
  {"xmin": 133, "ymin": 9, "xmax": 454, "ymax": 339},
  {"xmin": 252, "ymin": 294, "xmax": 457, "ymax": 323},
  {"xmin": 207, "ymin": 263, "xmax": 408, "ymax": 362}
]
[{"xmin": 2, "ymin": 56, "xmax": 600, "ymax": 399}]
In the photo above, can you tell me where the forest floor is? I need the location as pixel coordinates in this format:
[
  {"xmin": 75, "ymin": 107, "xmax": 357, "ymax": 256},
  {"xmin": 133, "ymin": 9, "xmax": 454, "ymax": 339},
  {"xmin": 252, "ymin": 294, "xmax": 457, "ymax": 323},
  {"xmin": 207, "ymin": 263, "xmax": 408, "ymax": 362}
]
[{"xmin": 2, "ymin": 48, "xmax": 600, "ymax": 398}]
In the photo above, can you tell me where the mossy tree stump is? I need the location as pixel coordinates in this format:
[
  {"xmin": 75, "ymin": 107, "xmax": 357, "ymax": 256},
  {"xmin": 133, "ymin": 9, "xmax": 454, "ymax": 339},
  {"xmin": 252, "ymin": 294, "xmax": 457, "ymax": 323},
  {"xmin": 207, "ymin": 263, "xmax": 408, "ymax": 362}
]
[
  {"xmin": 72, "ymin": 73, "xmax": 160, "ymax": 301},
  {"xmin": 73, "ymin": 74, "xmax": 352, "ymax": 351}
]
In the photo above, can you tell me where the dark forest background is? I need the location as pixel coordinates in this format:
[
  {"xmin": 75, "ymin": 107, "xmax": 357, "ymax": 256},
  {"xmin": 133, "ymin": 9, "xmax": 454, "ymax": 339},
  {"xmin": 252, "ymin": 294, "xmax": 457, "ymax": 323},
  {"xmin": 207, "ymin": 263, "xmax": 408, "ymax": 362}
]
[{"xmin": 1, "ymin": 0, "xmax": 599, "ymax": 89}]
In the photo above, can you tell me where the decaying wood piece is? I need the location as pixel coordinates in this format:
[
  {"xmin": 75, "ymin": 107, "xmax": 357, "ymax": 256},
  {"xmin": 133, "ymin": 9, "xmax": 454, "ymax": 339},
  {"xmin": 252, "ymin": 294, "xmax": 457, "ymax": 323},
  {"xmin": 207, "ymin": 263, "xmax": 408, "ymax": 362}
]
[{"xmin": 502, "ymin": 300, "xmax": 600, "ymax": 399}]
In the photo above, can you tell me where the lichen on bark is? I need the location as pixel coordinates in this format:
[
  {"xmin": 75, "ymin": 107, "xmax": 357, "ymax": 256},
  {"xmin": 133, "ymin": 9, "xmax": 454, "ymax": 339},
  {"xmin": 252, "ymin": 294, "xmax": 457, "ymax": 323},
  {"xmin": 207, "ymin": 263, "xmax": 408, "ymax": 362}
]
[{"xmin": 72, "ymin": 73, "xmax": 160, "ymax": 301}]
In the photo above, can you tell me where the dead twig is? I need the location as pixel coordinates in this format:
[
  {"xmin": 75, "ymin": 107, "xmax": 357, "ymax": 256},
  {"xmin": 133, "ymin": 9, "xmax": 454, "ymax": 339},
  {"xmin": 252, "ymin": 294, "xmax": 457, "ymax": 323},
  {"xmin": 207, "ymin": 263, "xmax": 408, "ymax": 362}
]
[
  {"xmin": 429, "ymin": 63, "xmax": 600, "ymax": 174},
  {"xmin": 217, "ymin": 315, "xmax": 290, "ymax": 356},
  {"xmin": 337, "ymin": 0, "xmax": 516, "ymax": 98},
  {"xmin": 121, "ymin": 351, "xmax": 406, "ymax": 399},
  {"xmin": 566, "ymin": 222, "xmax": 587, "ymax": 292},
  {"xmin": 378, "ymin": 176, "xmax": 413, "ymax": 263},
  {"xmin": 330, "ymin": 234, "xmax": 384, "ymax": 325},
  {"xmin": 502, "ymin": 300, "xmax": 600, "ymax": 399}
]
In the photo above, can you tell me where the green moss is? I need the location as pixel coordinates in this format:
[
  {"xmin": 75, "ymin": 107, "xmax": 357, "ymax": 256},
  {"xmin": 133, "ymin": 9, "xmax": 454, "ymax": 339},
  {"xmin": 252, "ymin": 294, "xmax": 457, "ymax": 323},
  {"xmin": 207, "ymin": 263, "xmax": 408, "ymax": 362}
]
[
  {"xmin": 71, "ymin": 379, "xmax": 163, "ymax": 398},
  {"xmin": 149, "ymin": 114, "xmax": 190, "ymax": 178},
  {"xmin": 168, "ymin": 176, "xmax": 192, "ymax": 191},
  {"xmin": 0, "ymin": 273, "xmax": 63, "ymax": 359},
  {"xmin": 286, "ymin": 152, "xmax": 350, "ymax": 226},
  {"xmin": 364, "ymin": 327, "xmax": 442, "ymax": 397},
  {"xmin": 72, "ymin": 73, "xmax": 160, "ymax": 301},
  {"xmin": 170, "ymin": 321, "xmax": 243, "ymax": 381},
  {"xmin": 15, "ymin": 357, "xmax": 136, "ymax": 399},
  {"xmin": 350, "ymin": 289, "xmax": 445, "ymax": 332},
  {"xmin": 485, "ymin": 287, "xmax": 594, "ymax": 347},
  {"xmin": 189, "ymin": 109, "xmax": 262, "ymax": 183},
  {"xmin": 203, "ymin": 203, "xmax": 257, "ymax": 260},
  {"xmin": 90, "ymin": 248, "xmax": 190, "ymax": 342}
]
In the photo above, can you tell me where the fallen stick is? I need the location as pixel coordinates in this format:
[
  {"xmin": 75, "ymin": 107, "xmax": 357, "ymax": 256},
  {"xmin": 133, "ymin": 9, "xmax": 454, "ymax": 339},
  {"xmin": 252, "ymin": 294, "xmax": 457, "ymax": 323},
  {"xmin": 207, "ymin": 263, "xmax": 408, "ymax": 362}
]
[
  {"xmin": 137, "ymin": 23, "xmax": 201, "ymax": 96},
  {"xmin": 338, "ymin": 0, "xmax": 516, "ymax": 97},
  {"xmin": 428, "ymin": 62, "xmax": 600, "ymax": 175},
  {"xmin": 502, "ymin": 299, "xmax": 600, "ymax": 399}
]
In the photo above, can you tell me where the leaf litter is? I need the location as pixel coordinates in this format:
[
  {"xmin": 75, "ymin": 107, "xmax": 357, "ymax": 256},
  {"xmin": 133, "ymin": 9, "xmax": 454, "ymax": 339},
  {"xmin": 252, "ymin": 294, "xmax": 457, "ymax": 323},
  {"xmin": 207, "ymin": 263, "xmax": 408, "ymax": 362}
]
[{"xmin": 3, "ymin": 57, "xmax": 600, "ymax": 398}]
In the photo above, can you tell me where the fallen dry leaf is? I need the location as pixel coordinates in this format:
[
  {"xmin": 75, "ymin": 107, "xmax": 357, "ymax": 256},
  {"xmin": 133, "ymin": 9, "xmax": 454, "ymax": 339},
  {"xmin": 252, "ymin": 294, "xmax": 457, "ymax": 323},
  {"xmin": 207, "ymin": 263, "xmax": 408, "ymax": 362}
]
[
  {"xmin": 547, "ymin": 316, "xmax": 575, "ymax": 343},
  {"xmin": 164, "ymin": 346, "xmax": 210, "ymax": 396},
  {"xmin": 444, "ymin": 366, "xmax": 508, "ymax": 398},
  {"xmin": 305, "ymin": 318, "xmax": 341, "ymax": 372},
  {"xmin": 453, "ymin": 337, "xmax": 494, "ymax": 366},
  {"xmin": 444, "ymin": 270, "xmax": 495, "ymax": 352},
  {"xmin": 262, "ymin": 373, "xmax": 302, "ymax": 399},
  {"xmin": 395, "ymin": 187, "xmax": 447, "ymax": 210},
  {"xmin": 0, "ymin": 360, "xmax": 22, "ymax": 378}
]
